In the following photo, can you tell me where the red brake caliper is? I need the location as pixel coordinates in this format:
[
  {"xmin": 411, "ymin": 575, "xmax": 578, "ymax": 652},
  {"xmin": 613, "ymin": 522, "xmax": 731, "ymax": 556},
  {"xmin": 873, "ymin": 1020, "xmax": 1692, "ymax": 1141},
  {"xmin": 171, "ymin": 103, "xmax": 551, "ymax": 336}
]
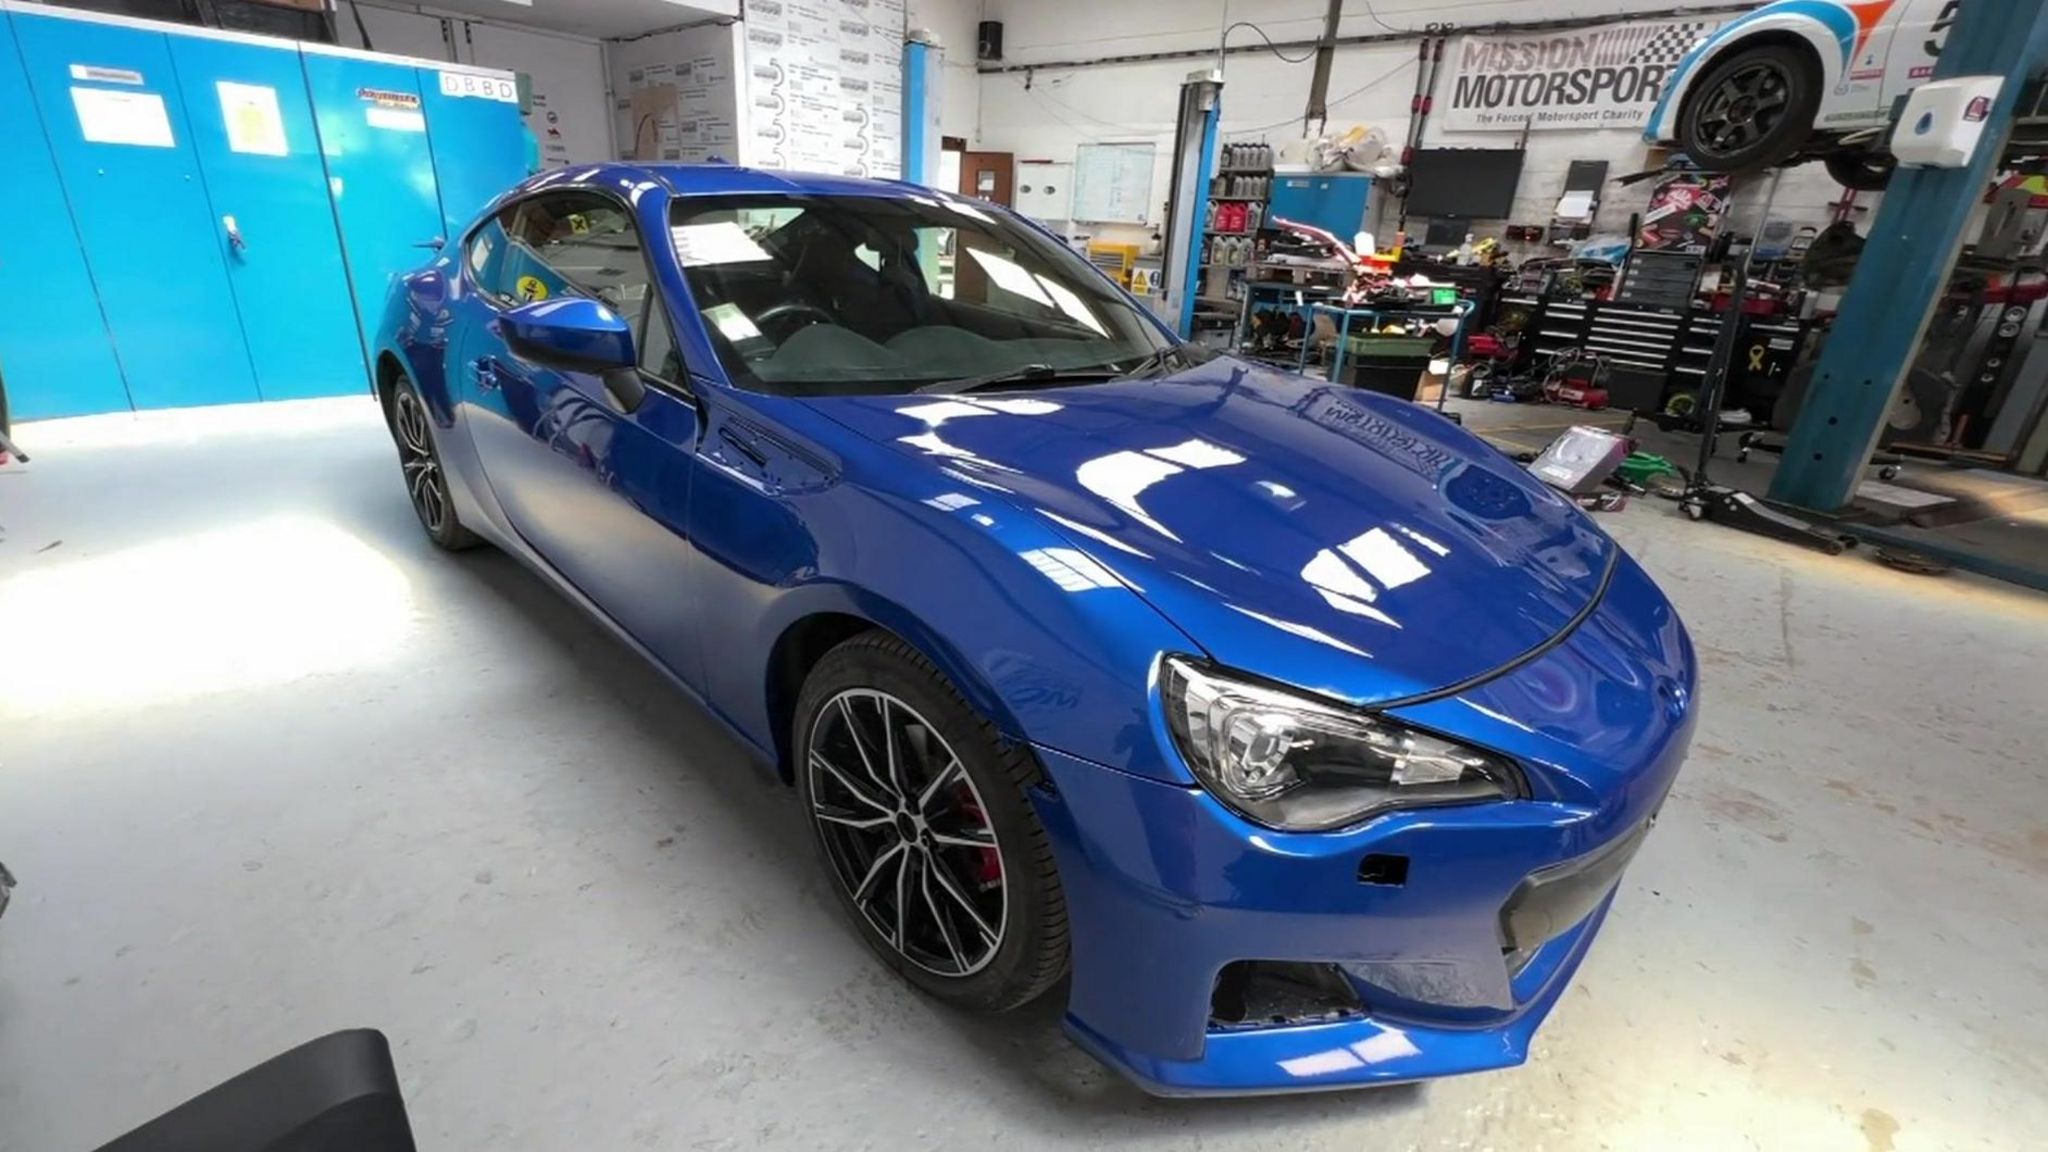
[{"xmin": 952, "ymin": 785, "xmax": 1003, "ymax": 890}]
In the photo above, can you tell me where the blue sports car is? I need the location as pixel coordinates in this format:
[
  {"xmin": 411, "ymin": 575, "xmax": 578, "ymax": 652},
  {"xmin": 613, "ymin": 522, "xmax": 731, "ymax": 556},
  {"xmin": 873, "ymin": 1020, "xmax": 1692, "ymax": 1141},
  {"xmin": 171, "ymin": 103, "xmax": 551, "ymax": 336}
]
[{"xmin": 374, "ymin": 163, "xmax": 1696, "ymax": 1096}]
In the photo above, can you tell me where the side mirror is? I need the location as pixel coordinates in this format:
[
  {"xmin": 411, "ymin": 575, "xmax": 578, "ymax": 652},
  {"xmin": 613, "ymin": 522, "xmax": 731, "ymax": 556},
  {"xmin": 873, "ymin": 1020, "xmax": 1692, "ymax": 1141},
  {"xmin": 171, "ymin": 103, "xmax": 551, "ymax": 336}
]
[{"xmin": 500, "ymin": 298, "xmax": 636, "ymax": 374}]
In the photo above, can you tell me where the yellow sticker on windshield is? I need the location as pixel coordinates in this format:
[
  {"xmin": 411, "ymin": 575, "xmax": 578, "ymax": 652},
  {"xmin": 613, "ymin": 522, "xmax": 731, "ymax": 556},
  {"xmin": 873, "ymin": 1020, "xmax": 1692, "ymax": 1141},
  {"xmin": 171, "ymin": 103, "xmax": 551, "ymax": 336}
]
[{"xmin": 515, "ymin": 275, "xmax": 549, "ymax": 302}]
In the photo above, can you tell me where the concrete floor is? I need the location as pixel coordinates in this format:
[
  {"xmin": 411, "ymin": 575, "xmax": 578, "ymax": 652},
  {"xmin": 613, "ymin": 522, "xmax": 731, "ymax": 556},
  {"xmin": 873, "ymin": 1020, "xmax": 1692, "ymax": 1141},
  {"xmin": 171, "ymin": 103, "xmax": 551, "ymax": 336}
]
[{"xmin": 2, "ymin": 397, "xmax": 2045, "ymax": 1151}]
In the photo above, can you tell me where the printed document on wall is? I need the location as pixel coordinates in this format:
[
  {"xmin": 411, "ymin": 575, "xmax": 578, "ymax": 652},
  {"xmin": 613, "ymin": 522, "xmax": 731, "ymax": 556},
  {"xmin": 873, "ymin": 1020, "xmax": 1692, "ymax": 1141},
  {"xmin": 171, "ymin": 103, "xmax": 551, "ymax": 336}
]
[
  {"xmin": 72, "ymin": 87, "xmax": 174, "ymax": 148},
  {"xmin": 218, "ymin": 81, "xmax": 288, "ymax": 156}
]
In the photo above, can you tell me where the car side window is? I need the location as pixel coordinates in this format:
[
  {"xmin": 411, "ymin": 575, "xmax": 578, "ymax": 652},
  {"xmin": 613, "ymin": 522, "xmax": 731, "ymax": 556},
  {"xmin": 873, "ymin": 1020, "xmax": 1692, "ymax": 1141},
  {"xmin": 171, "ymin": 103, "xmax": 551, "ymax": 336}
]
[
  {"xmin": 503, "ymin": 191, "xmax": 683, "ymax": 383},
  {"xmin": 464, "ymin": 207, "xmax": 517, "ymax": 305},
  {"xmin": 505, "ymin": 193, "xmax": 648, "ymax": 318}
]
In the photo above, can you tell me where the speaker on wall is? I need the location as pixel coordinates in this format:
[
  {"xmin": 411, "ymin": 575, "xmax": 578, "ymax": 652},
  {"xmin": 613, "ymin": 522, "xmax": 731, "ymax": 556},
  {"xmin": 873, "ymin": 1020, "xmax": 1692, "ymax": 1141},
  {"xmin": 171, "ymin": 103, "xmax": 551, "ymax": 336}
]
[{"xmin": 977, "ymin": 20, "xmax": 1003, "ymax": 62}]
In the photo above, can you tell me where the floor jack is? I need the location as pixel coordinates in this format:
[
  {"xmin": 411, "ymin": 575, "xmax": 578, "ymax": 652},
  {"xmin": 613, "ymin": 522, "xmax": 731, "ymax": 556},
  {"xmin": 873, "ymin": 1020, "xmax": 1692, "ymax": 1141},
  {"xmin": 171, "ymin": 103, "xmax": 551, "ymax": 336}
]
[{"xmin": 1675, "ymin": 192, "xmax": 1857, "ymax": 556}]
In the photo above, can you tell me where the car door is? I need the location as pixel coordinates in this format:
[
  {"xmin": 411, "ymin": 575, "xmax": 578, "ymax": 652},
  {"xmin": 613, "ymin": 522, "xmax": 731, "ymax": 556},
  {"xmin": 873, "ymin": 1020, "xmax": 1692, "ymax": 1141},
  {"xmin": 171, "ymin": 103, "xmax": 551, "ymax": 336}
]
[
  {"xmin": 1824, "ymin": 0, "xmax": 1913, "ymax": 128},
  {"xmin": 1885, "ymin": 0, "xmax": 1959, "ymax": 108},
  {"xmin": 457, "ymin": 189, "xmax": 706, "ymax": 684}
]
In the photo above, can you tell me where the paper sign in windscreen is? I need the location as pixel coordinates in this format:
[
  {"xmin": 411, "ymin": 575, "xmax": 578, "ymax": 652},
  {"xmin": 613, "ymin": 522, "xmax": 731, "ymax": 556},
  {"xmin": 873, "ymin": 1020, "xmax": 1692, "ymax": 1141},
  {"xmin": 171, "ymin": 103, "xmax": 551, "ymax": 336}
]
[
  {"xmin": 218, "ymin": 81, "xmax": 288, "ymax": 156},
  {"xmin": 72, "ymin": 87, "xmax": 173, "ymax": 148}
]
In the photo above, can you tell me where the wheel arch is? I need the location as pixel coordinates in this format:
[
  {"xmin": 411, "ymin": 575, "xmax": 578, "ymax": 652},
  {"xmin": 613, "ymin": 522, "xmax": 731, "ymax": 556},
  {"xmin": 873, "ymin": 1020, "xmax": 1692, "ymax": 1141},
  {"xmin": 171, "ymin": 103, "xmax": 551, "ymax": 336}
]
[
  {"xmin": 373, "ymin": 350, "xmax": 409, "ymax": 431},
  {"xmin": 761, "ymin": 594, "xmax": 1029, "ymax": 785},
  {"xmin": 1654, "ymin": 15, "xmax": 1841, "ymax": 142}
]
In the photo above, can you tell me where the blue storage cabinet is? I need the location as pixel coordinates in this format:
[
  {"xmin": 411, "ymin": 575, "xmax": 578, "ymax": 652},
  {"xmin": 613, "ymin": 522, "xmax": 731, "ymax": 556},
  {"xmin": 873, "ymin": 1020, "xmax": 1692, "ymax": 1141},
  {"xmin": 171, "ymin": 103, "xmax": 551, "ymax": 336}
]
[
  {"xmin": 9, "ymin": 7, "xmax": 261, "ymax": 412},
  {"xmin": 0, "ymin": 10, "xmax": 128, "ymax": 419},
  {"xmin": 416, "ymin": 65, "xmax": 532, "ymax": 243},
  {"xmin": 167, "ymin": 31, "xmax": 368, "ymax": 401},
  {"xmin": 1268, "ymin": 173, "xmax": 1373, "ymax": 240},
  {"xmin": 300, "ymin": 50, "xmax": 447, "ymax": 356},
  {"xmin": 0, "ymin": 5, "xmax": 528, "ymax": 421}
]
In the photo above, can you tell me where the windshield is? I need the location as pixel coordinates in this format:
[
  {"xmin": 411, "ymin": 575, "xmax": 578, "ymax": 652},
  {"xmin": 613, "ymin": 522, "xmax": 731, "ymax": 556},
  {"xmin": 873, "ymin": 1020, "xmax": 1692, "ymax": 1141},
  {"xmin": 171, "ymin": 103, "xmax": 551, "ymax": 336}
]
[{"xmin": 668, "ymin": 193, "xmax": 1176, "ymax": 395}]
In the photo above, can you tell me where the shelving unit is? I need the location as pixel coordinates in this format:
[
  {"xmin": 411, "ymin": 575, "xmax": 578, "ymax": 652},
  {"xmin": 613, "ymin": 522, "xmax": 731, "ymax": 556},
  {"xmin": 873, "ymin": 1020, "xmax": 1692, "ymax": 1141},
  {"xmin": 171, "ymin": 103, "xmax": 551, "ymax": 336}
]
[{"xmin": 1193, "ymin": 143, "xmax": 1276, "ymax": 346}]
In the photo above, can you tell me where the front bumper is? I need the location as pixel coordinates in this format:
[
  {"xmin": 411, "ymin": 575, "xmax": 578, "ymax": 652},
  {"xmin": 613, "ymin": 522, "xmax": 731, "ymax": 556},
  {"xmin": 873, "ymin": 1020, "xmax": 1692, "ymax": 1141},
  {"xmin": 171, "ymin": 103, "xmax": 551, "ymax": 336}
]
[{"xmin": 1030, "ymin": 555, "xmax": 1695, "ymax": 1096}]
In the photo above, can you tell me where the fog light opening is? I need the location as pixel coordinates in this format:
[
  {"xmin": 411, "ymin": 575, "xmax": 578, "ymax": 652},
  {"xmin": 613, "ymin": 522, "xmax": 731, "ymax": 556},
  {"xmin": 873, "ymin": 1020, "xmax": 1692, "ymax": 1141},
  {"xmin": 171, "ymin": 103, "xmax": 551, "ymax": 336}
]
[
  {"xmin": 1210, "ymin": 961, "xmax": 1366, "ymax": 1029},
  {"xmin": 1357, "ymin": 853, "xmax": 1410, "ymax": 886}
]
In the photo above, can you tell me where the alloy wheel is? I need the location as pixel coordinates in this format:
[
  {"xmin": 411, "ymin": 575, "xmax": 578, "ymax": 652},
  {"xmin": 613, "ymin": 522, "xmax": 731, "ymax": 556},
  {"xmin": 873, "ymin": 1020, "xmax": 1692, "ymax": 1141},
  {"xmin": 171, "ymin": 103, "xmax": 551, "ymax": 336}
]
[
  {"xmin": 1694, "ymin": 62, "xmax": 1791, "ymax": 155},
  {"xmin": 393, "ymin": 388, "xmax": 448, "ymax": 534},
  {"xmin": 806, "ymin": 689, "xmax": 1007, "ymax": 978}
]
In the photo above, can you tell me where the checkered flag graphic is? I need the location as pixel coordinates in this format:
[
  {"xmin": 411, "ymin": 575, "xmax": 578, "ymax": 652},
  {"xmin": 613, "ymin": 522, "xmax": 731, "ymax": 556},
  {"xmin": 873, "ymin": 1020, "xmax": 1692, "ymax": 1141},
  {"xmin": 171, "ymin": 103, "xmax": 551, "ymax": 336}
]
[
  {"xmin": 1585, "ymin": 21, "xmax": 1714, "ymax": 67},
  {"xmin": 1630, "ymin": 21, "xmax": 1715, "ymax": 65}
]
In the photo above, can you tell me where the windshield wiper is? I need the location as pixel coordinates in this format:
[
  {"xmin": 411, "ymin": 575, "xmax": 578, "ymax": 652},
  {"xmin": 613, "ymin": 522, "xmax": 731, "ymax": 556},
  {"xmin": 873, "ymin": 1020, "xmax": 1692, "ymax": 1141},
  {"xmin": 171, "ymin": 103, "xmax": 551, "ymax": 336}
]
[
  {"xmin": 1116, "ymin": 345, "xmax": 1200, "ymax": 378},
  {"xmin": 914, "ymin": 364, "xmax": 1120, "ymax": 396},
  {"xmin": 914, "ymin": 345, "xmax": 1209, "ymax": 396}
]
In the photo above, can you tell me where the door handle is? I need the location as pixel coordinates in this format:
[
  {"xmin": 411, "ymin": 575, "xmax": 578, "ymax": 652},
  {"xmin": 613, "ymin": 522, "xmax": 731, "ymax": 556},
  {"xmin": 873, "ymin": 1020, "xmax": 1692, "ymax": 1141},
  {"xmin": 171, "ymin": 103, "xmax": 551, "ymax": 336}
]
[
  {"xmin": 474, "ymin": 357, "xmax": 501, "ymax": 391},
  {"xmin": 223, "ymin": 215, "xmax": 246, "ymax": 254},
  {"xmin": 415, "ymin": 236, "xmax": 446, "ymax": 251}
]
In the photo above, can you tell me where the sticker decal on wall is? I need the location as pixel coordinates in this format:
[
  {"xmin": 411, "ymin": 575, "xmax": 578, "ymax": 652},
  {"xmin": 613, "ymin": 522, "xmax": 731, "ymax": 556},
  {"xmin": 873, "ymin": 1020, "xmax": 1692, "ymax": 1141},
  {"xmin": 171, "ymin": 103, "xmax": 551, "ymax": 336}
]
[
  {"xmin": 357, "ymin": 87, "xmax": 421, "ymax": 110},
  {"xmin": 69, "ymin": 64, "xmax": 143, "ymax": 85},
  {"xmin": 71, "ymin": 87, "xmax": 174, "ymax": 148},
  {"xmin": 218, "ymin": 81, "xmax": 288, "ymax": 157},
  {"xmin": 439, "ymin": 71, "xmax": 518, "ymax": 104}
]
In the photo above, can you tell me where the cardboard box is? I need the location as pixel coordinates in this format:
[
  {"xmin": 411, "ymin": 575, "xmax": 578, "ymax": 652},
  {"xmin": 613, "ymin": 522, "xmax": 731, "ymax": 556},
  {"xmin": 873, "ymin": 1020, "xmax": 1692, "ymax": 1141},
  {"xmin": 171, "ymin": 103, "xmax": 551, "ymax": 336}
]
[{"xmin": 1416, "ymin": 360, "xmax": 1470, "ymax": 406}]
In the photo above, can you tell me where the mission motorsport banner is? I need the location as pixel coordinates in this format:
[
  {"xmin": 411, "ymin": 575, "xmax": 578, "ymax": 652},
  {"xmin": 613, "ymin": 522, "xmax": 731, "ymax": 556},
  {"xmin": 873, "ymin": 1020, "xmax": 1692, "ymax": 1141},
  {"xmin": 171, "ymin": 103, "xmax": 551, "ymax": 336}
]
[{"xmin": 1441, "ymin": 18, "xmax": 1723, "ymax": 132}]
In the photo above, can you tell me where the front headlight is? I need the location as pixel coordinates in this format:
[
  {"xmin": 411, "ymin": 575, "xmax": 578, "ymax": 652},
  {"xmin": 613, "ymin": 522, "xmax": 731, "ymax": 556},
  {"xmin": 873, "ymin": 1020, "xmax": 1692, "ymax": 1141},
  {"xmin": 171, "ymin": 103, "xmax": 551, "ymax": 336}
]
[{"xmin": 1161, "ymin": 657, "xmax": 1523, "ymax": 831}]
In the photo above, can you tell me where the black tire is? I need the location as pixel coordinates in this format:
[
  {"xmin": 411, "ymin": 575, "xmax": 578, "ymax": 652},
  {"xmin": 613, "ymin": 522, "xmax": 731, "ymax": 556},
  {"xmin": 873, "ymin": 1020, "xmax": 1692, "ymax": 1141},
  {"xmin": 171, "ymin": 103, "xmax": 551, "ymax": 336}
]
[
  {"xmin": 794, "ymin": 631, "xmax": 1067, "ymax": 1012},
  {"xmin": 1825, "ymin": 150, "xmax": 1896, "ymax": 191},
  {"xmin": 1678, "ymin": 43, "xmax": 1822, "ymax": 172},
  {"xmin": 387, "ymin": 373, "xmax": 481, "ymax": 551}
]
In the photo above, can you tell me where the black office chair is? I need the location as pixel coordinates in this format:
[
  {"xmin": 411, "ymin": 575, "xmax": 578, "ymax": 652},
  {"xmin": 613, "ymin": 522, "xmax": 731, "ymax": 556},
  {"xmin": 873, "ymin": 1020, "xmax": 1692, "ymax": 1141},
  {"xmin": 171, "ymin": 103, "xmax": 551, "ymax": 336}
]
[{"xmin": 92, "ymin": 1030, "xmax": 417, "ymax": 1152}]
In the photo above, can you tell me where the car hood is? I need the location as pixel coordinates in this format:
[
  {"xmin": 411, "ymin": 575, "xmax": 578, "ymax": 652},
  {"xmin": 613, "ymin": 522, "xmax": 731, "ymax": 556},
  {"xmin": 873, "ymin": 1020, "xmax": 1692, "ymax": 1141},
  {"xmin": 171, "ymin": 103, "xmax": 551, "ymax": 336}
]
[{"xmin": 813, "ymin": 358, "xmax": 1617, "ymax": 706}]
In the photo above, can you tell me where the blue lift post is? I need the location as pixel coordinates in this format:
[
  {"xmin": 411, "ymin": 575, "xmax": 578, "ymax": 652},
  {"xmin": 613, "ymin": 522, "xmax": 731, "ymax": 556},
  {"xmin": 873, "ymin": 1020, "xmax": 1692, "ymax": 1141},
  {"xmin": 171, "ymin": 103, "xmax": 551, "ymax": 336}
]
[
  {"xmin": 1769, "ymin": 0, "xmax": 2048, "ymax": 511},
  {"xmin": 901, "ymin": 31, "xmax": 941, "ymax": 188}
]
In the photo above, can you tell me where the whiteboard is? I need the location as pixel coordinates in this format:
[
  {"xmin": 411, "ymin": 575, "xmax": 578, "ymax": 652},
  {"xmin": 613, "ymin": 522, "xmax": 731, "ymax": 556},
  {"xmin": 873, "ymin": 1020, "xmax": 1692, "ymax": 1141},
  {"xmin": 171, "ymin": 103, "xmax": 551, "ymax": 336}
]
[{"xmin": 1072, "ymin": 142, "xmax": 1155, "ymax": 224}]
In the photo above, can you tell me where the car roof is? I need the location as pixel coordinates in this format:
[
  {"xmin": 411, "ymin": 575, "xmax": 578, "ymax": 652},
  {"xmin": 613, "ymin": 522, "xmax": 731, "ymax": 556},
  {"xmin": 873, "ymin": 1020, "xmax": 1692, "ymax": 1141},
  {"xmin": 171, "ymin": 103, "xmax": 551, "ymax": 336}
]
[{"xmin": 536, "ymin": 161, "xmax": 928, "ymax": 201}]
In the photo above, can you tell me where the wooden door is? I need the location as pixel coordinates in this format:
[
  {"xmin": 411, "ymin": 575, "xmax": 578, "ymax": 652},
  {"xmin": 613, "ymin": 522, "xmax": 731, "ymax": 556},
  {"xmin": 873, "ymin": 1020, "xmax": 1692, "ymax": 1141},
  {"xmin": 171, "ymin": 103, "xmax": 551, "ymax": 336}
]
[{"xmin": 959, "ymin": 150, "xmax": 1015, "ymax": 206}]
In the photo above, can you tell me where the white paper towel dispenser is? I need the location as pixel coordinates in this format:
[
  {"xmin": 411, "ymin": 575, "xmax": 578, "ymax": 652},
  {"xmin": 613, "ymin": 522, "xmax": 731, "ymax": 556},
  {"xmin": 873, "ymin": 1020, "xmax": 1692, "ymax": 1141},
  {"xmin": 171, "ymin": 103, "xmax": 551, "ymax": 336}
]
[{"xmin": 1890, "ymin": 76, "xmax": 2005, "ymax": 168}]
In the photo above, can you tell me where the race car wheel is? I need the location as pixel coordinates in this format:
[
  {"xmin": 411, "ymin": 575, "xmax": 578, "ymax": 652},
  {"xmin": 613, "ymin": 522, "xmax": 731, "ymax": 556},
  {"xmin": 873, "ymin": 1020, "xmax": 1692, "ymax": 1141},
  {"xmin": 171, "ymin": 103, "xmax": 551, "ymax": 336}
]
[
  {"xmin": 796, "ymin": 631, "xmax": 1068, "ymax": 1013},
  {"xmin": 1824, "ymin": 150, "xmax": 1896, "ymax": 192},
  {"xmin": 1678, "ymin": 43, "xmax": 1821, "ymax": 173}
]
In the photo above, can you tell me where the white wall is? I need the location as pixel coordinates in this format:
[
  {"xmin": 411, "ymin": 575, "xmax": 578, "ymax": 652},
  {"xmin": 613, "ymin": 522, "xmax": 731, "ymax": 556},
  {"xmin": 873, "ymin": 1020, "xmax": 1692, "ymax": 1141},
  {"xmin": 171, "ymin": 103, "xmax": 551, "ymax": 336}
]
[
  {"xmin": 342, "ymin": 3, "xmax": 617, "ymax": 167},
  {"xmin": 606, "ymin": 22, "xmax": 745, "ymax": 163},
  {"xmin": 464, "ymin": 23, "xmax": 615, "ymax": 167},
  {"xmin": 976, "ymin": 0, "xmax": 1855, "ymax": 244},
  {"xmin": 335, "ymin": 5, "xmax": 455, "ymax": 60}
]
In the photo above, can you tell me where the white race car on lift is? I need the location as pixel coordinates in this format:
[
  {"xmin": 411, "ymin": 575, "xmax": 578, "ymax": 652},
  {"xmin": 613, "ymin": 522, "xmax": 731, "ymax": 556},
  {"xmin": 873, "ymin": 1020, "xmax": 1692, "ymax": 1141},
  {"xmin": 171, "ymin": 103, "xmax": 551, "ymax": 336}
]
[{"xmin": 1645, "ymin": 0, "xmax": 1960, "ymax": 188}]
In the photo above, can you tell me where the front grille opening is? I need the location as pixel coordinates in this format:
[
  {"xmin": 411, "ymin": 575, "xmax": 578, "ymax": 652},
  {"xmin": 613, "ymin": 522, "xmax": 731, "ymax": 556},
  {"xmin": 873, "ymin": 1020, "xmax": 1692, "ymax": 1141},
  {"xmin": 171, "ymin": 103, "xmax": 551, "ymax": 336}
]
[
  {"xmin": 1210, "ymin": 961, "xmax": 1366, "ymax": 1029},
  {"xmin": 1357, "ymin": 853, "xmax": 1410, "ymax": 886}
]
